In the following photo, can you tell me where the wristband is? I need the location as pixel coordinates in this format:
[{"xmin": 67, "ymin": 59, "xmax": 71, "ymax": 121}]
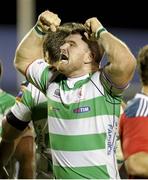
[
  {"xmin": 95, "ymin": 27, "xmax": 107, "ymax": 39},
  {"xmin": 34, "ymin": 24, "xmax": 46, "ymax": 36}
]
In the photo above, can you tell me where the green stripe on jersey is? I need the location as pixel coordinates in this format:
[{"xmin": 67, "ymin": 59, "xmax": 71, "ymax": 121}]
[
  {"xmin": 18, "ymin": 87, "xmax": 47, "ymax": 121},
  {"xmin": 60, "ymin": 76, "xmax": 90, "ymax": 91},
  {"xmin": 53, "ymin": 165, "xmax": 109, "ymax": 179},
  {"xmin": 32, "ymin": 102, "xmax": 47, "ymax": 121},
  {"xmin": 20, "ymin": 89, "xmax": 34, "ymax": 108},
  {"xmin": 48, "ymin": 96, "xmax": 120, "ymax": 119},
  {"xmin": 40, "ymin": 66, "xmax": 50, "ymax": 93},
  {"xmin": 0, "ymin": 91, "xmax": 15, "ymax": 115},
  {"xmin": 27, "ymin": 66, "xmax": 49, "ymax": 94},
  {"xmin": 50, "ymin": 133, "xmax": 106, "ymax": 151}
]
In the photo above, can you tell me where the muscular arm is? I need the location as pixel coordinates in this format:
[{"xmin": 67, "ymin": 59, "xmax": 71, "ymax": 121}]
[
  {"xmin": 14, "ymin": 10, "xmax": 61, "ymax": 75},
  {"xmin": 85, "ymin": 17, "xmax": 136, "ymax": 87},
  {"xmin": 14, "ymin": 27, "xmax": 44, "ymax": 75},
  {"xmin": 125, "ymin": 152, "xmax": 148, "ymax": 177},
  {"xmin": 99, "ymin": 32, "xmax": 136, "ymax": 86}
]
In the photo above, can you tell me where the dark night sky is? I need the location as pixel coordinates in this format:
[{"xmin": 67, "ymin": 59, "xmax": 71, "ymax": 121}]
[{"xmin": 0, "ymin": 0, "xmax": 147, "ymax": 29}]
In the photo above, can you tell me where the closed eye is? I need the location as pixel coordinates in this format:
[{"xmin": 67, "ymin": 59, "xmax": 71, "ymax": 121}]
[{"xmin": 67, "ymin": 41, "xmax": 76, "ymax": 47}]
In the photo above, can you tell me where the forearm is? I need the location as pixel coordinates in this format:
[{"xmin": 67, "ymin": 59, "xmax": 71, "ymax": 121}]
[
  {"xmin": 14, "ymin": 26, "xmax": 45, "ymax": 75},
  {"xmin": 14, "ymin": 10, "xmax": 61, "ymax": 75},
  {"xmin": 84, "ymin": 17, "xmax": 136, "ymax": 86},
  {"xmin": 99, "ymin": 31, "xmax": 136, "ymax": 86},
  {"xmin": 0, "ymin": 119, "xmax": 24, "ymax": 166},
  {"xmin": 0, "ymin": 140, "xmax": 16, "ymax": 167}
]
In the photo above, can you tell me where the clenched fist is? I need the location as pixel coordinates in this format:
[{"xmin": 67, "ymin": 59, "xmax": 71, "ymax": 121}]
[
  {"xmin": 36, "ymin": 10, "xmax": 61, "ymax": 32},
  {"xmin": 84, "ymin": 17, "xmax": 103, "ymax": 38}
]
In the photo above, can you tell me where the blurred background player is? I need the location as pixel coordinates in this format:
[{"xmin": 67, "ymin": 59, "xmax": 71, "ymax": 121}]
[
  {"xmin": 10, "ymin": 81, "xmax": 53, "ymax": 178},
  {"xmin": 120, "ymin": 45, "xmax": 148, "ymax": 178},
  {"xmin": 0, "ymin": 27, "xmax": 68, "ymax": 178},
  {"xmin": 0, "ymin": 61, "xmax": 35, "ymax": 179}
]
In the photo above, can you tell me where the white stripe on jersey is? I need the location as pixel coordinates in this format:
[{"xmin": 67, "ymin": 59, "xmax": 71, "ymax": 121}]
[
  {"xmin": 47, "ymin": 72, "xmax": 104, "ymax": 104},
  {"xmin": 144, "ymin": 105, "xmax": 148, "ymax": 116},
  {"xmin": 139, "ymin": 99, "xmax": 147, "ymax": 116},
  {"xmin": 26, "ymin": 59, "xmax": 50, "ymax": 92},
  {"xmin": 135, "ymin": 93, "xmax": 148, "ymax": 117},
  {"xmin": 48, "ymin": 115, "xmax": 118, "ymax": 135},
  {"xmin": 27, "ymin": 83, "xmax": 47, "ymax": 103},
  {"xmin": 11, "ymin": 103, "xmax": 32, "ymax": 121},
  {"xmin": 136, "ymin": 98, "xmax": 144, "ymax": 117},
  {"xmin": 52, "ymin": 149, "xmax": 108, "ymax": 167},
  {"xmin": 52, "ymin": 148, "xmax": 120, "ymax": 178}
]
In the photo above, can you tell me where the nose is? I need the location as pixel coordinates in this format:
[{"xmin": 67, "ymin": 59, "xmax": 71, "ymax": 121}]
[{"xmin": 60, "ymin": 43, "xmax": 69, "ymax": 51}]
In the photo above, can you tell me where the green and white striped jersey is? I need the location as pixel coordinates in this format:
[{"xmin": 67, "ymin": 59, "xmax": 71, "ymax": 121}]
[
  {"xmin": 11, "ymin": 82, "xmax": 48, "ymax": 150},
  {"xmin": 26, "ymin": 59, "xmax": 123, "ymax": 179},
  {"xmin": 11, "ymin": 82, "xmax": 53, "ymax": 177},
  {"xmin": 0, "ymin": 89, "xmax": 15, "ymax": 137}
]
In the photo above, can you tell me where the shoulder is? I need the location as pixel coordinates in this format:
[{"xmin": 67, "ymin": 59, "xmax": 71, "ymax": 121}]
[
  {"xmin": 20, "ymin": 81, "xmax": 46, "ymax": 103},
  {"xmin": 125, "ymin": 93, "xmax": 148, "ymax": 118}
]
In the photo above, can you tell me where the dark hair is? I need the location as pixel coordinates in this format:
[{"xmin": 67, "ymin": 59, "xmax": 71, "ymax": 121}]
[
  {"xmin": 43, "ymin": 30, "xmax": 69, "ymax": 63},
  {"xmin": 43, "ymin": 22, "xmax": 104, "ymax": 64},
  {"xmin": 137, "ymin": 45, "xmax": 148, "ymax": 85}
]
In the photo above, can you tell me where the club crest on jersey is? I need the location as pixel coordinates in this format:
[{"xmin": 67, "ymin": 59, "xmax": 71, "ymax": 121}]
[
  {"xmin": 73, "ymin": 106, "xmax": 90, "ymax": 113},
  {"xmin": 53, "ymin": 89, "xmax": 60, "ymax": 98}
]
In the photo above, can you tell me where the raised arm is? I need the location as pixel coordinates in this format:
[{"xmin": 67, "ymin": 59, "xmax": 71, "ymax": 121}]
[
  {"xmin": 14, "ymin": 10, "xmax": 61, "ymax": 75},
  {"xmin": 84, "ymin": 17, "xmax": 136, "ymax": 87}
]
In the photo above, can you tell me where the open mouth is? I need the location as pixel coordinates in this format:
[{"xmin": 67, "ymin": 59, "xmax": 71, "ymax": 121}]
[{"xmin": 59, "ymin": 54, "xmax": 69, "ymax": 63}]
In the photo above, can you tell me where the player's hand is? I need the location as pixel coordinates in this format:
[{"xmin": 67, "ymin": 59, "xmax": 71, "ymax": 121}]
[
  {"xmin": 36, "ymin": 10, "xmax": 61, "ymax": 32},
  {"xmin": 84, "ymin": 17, "xmax": 103, "ymax": 38}
]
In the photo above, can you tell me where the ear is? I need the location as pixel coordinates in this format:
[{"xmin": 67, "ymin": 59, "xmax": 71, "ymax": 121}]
[{"xmin": 84, "ymin": 52, "xmax": 95, "ymax": 64}]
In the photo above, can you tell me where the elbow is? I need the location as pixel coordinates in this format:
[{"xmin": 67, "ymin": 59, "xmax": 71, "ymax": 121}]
[
  {"xmin": 119, "ymin": 54, "xmax": 137, "ymax": 81},
  {"xmin": 13, "ymin": 60, "xmax": 23, "ymax": 74},
  {"xmin": 117, "ymin": 45, "xmax": 137, "ymax": 73},
  {"xmin": 126, "ymin": 55, "xmax": 137, "ymax": 81},
  {"xmin": 13, "ymin": 49, "xmax": 26, "ymax": 75},
  {"xmin": 14, "ymin": 49, "xmax": 20, "ymax": 70},
  {"xmin": 129, "ymin": 55, "xmax": 137, "ymax": 74},
  {"xmin": 14, "ymin": 56, "xmax": 19, "ymax": 71}
]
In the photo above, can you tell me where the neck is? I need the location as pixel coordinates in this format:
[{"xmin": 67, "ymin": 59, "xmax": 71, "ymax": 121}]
[
  {"xmin": 142, "ymin": 85, "xmax": 148, "ymax": 96},
  {"xmin": 67, "ymin": 65, "xmax": 99, "ymax": 78}
]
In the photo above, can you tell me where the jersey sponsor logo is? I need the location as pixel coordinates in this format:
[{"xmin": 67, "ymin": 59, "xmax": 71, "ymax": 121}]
[
  {"xmin": 53, "ymin": 89, "xmax": 60, "ymax": 98},
  {"xmin": 73, "ymin": 106, "xmax": 90, "ymax": 113},
  {"xmin": 107, "ymin": 122, "xmax": 118, "ymax": 155}
]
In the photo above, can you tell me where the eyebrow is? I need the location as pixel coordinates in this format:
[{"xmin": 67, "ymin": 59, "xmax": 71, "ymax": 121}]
[{"xmin": 65, "ymin": 39, "xmax": 77, "ymax": 45}]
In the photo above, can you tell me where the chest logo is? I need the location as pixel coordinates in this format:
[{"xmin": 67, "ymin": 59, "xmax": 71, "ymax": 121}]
[
  {"xmin": 73, "ymin": 106, "xmax": 90, "ymax": 113},
  {"xmin": 53, "ymin": 89, "xmax": 60, "ymax": 98}
]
